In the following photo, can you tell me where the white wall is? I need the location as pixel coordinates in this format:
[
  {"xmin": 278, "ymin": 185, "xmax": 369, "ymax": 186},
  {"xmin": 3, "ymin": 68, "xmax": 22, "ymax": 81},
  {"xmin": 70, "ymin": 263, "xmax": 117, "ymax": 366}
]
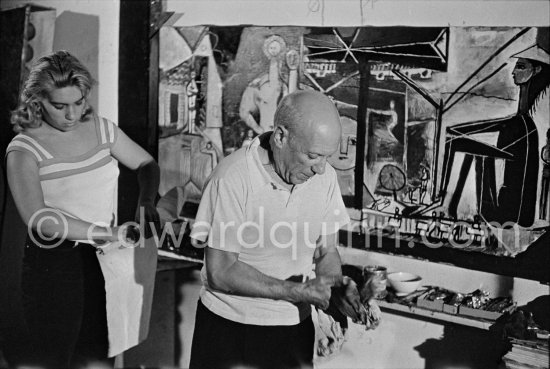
[
  {"xmin": 167, "ymin": 0, "xmax": 550, "ymax": 27},
  {"xmin": 1, "ymin": 0, "xmax": 119, "ymax": 122}
]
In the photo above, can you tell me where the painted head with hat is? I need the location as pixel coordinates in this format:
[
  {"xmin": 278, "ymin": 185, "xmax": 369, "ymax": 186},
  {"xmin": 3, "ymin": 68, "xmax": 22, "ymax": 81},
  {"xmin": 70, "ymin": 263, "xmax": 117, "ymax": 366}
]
[
  {"xmin": 511, "ymin": 44, "xmax": 550, "ymax": 85},
  {"xmin": 510, "ymin": 43, "xmax": 550, "ymax": 113}
]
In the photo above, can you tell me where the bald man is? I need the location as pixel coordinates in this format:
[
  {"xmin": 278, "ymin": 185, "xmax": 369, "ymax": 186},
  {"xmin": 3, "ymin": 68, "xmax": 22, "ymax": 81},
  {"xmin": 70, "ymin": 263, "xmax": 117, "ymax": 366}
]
[{"xmin": 189, "ymin": 91, "xmax": 361, "ymax": 369}]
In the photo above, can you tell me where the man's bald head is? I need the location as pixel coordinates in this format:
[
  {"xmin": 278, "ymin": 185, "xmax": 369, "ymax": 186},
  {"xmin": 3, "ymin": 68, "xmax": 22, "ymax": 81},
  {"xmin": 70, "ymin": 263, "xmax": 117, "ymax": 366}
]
[
  {"xmin": 274, "ymin": 90, "xmax": 341, "ymax": 142},
  {"xmin": 270, "ymin": 90, "xmax": 342, "ymax": 185}
]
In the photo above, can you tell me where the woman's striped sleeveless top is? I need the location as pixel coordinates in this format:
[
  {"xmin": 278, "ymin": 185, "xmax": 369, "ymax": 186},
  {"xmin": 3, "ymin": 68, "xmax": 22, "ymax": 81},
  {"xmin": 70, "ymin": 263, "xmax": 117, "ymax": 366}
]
[{"xmin": 6, "ymin": 116, "xmax": 120, "ymax": 227}]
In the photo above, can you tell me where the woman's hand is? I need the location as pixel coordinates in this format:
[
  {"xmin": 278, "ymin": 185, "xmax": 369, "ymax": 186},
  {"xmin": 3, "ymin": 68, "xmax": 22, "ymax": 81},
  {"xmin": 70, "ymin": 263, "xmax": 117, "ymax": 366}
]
[{"xmin": 135, "ymin": 201, "xmax": 160, "ymax": 239}]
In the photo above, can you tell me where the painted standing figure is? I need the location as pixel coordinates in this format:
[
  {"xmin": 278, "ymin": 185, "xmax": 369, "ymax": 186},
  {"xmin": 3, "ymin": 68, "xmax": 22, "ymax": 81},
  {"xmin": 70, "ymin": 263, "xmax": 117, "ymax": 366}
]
[
  {"xmin": 187, "ymin": 70, "xmax": 199, "ymax": 134},
  {"xmin": 239, "ymin": 35, "xmax": 288, "ymax": 134},
  {"xmin": 441, "ymin": 44, "xmax": 550, "ymax": 227}
]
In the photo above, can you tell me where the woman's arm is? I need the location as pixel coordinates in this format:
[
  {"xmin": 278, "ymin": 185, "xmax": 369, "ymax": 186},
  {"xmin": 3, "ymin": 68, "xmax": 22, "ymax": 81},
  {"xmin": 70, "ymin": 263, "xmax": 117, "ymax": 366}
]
[
  {"xmin": 110, "ymin": 127, "xmax": 160, "ymax": 236},
  {"xmin": 6, "ymin": 151, "xmax": 125, "ymax": 243}
]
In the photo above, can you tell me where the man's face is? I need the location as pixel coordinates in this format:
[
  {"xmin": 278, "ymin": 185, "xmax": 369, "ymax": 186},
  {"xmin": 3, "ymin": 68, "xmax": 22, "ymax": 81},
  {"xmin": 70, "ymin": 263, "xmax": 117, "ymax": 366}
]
[
  {"xmin": 512, "ymin": 58, "xmax": 536, "ymax": 85},
  {"xmin": 278, "ymin": 129, "xmax": 340, "ymax": 185}
]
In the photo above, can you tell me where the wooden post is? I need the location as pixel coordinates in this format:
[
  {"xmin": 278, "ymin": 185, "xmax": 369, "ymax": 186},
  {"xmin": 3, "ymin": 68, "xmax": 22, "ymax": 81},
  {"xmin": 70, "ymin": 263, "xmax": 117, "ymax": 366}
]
[
  {"xmin": 118, "ymin": 0, "xmax": 161, "ymax": 223},
  {"xmin": 354, "ymin": 60, "xmax": 370, "ymax": 209}
]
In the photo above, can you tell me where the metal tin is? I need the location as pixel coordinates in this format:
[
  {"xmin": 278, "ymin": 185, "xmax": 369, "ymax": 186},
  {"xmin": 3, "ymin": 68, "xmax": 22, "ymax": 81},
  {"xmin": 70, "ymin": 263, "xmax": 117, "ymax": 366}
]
[{"xmin": 363, "ymin": 265, "xmax": 388, "ymax": 299}]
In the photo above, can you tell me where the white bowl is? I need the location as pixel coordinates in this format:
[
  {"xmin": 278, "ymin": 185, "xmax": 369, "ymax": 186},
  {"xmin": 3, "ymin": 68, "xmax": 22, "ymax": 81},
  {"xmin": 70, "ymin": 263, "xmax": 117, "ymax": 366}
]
[{"xmin": 388, "ymin": 272, "xmax": 422, "ymax": 296}]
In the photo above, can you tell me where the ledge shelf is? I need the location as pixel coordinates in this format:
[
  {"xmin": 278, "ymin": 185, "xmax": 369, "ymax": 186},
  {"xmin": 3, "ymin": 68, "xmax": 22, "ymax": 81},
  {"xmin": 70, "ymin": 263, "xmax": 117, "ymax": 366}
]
[{"xmin": 378, "ymin": 300, "xmax": 495, "ymax": 330}]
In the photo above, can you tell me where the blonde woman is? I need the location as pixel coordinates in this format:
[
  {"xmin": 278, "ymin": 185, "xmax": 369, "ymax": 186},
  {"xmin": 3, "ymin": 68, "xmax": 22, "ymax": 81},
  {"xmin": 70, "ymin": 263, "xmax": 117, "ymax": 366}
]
[{"xmin": 4, "ymin": 50, "xmax": 159, "ymax": 368}]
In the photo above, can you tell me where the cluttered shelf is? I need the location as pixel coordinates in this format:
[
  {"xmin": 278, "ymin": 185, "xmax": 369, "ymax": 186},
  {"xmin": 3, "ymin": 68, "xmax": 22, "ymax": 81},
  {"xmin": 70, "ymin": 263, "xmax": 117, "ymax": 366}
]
[
  {"xmin": 342, "ymin": 263, "xmax": 548, "ymax": 339},
  {"xmin": 339, "ymin": 225, "xmax": 550, "ymax": 283},
  {"xmin": 377, "ymin": 288, "xmax": 549, "ymax": 337},
  {"xmin": 341, "ymin": 261, "xmax": 523, "ymax": 328},
  {"xmin": 378, "ymin": 299, "xmax": 495, "ymax": 330}
]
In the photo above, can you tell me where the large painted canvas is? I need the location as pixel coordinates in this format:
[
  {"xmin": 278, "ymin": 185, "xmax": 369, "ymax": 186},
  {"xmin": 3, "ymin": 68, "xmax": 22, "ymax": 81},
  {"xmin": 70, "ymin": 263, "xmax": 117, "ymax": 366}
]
[
  {"xmin": 356, "ymin": 26, "xmax": 550, "ymax": 256},
  {"xmin": 157, "ymin": 25, "xmax": 549, "ymax": 256}
]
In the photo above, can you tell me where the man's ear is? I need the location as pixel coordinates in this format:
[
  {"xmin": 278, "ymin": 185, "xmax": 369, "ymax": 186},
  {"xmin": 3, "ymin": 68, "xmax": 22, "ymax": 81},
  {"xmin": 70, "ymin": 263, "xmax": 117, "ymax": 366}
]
[
  {"xmin": 272, "ymin": 125, "xmax": 288, "ymax": 149},
  {"xmin": 534, "ymin": 65, "xmax": 542, "ymax": 76}
]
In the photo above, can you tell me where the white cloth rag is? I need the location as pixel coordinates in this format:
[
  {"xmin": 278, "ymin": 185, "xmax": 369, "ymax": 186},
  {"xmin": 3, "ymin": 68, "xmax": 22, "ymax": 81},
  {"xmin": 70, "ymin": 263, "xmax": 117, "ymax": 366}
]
[{"xmin": 96, "ymin": 237, "xmax": 158, "ymax": 357}]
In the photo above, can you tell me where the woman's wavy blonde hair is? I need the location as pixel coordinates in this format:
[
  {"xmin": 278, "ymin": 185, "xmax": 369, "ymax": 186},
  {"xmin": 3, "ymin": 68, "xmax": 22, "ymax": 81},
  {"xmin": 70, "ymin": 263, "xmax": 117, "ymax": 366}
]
[{"xmin": 10, "ymin": 50, "xmax": 95, "ymax": 132}]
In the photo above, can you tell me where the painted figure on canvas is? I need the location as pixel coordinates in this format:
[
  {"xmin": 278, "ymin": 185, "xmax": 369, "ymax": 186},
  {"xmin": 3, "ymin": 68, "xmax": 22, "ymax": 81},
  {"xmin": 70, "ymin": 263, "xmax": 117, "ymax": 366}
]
[
  {"xmin": 186, "ymin": 70, "xmax": 199, "ymax": 134},
  {"xmin": 441, "ymin": 44, "xmax": 550, "ymax": 227},
  {"xmin": 239, "ymin": 35, "xmax": 289, "ymax": 134}
]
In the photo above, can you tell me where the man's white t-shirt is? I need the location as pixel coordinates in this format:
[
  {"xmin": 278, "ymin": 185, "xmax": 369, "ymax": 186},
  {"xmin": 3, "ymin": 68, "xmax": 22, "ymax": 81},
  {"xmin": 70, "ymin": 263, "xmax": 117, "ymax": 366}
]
[{"xmin": 191, "ymin": 135, "xmax": 350, "ymax": 326}]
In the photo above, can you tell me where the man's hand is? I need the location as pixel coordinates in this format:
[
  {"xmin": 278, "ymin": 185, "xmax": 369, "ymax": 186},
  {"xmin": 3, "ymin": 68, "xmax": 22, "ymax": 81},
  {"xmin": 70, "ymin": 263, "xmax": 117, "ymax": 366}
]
[
  {"xmin": 330, "ymin": 277, "xmax": 366, "ymax": 323},
  {"xmin": 301, "ymin": 276, "xmax": 336, "ymax": 310}
]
